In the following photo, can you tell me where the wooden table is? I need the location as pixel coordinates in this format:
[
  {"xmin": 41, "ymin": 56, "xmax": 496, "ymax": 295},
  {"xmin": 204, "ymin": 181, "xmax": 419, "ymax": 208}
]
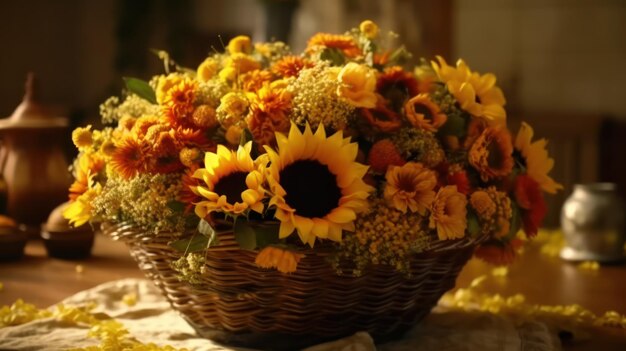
[{"xmin": 1, "ymin": 233, "xmax": 625, "ymax": 350}]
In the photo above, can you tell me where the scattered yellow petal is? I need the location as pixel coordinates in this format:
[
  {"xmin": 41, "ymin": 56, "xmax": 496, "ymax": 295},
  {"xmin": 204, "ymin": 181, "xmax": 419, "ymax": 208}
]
[
  {"xmin": 578, "ymin": 261, "xmax": 600, "ymax": 271},
  {"xmin": 469, "ymin": 275, "xmax": 487, "ymax": 289},
  {"xmin": 122, "ymin": 292, "xmax": 137, "ymax": 306},
  {"xmin": 491, "ymin": 266, "xmax": 509, "ymax": 277},
  {"xmin": 75, "ymin": 265, "xmax": 84, "ymax": 274}
]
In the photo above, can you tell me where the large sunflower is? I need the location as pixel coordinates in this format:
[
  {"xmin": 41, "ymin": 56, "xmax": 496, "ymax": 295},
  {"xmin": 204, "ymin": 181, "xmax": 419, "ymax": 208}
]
[
  {"xmin": 431, "ymin": 56, "xmax": 506, "ymax": 125},
  {"xmin": 265, "ymin": 123, "xmax": 374, "ymax": 247},
  {"xmin": 192, "ymin": 142, "xmax": 265, "ymax": 218},
  {"xmin": 515, "ymin": 122, "xmax": 563, "ymax": 194}
]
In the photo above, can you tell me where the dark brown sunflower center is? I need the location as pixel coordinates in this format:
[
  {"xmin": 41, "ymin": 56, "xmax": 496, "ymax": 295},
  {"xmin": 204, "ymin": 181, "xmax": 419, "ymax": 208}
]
[
  {"xmin": 412, "ymin": 103, "xmax": 433, "ymax": 120},
  {"xmin": 213, "ymin": 171, "xmax": 248, "ymax": 203},
  {"xmin": 280, "ymin": 160, "xmax": 341, "ymax": 218}
]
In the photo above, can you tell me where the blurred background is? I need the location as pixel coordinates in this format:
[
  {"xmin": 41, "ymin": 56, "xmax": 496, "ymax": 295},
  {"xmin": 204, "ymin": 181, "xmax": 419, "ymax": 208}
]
[{"xmin": 0, "ymin": 0, "xmax": 625, "ymax": 226}]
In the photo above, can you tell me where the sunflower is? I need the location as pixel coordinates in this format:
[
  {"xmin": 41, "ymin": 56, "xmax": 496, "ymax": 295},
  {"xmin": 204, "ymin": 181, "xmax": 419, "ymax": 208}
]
[
  {"xmin": 255, "ymin": 246, "xmax": 304, "ymax": 274},
  {"xmin": 192, "ymin": 142, "xmax": 265, "ymax": 217},
  {"xmin": 69, "ymin": 152, "xmax": 104, "ymax": 201},
  {"xmin": 468, "ymin": 127, "xmax": 514, "ymax": 182},
  {"xmin": 431, "ymin": 56, "xmax": 506, "ymax": 125},
  {"xmin": 63, "ymin": 182, "xmax": 102, "ymax": 227},
  {"xmin": 384, "ymin": 162, "xmax": 437, "ymax": 214},
  {"xmin": 265, "ymin": 123, "xmax": 374, "ymax": 247},
  {"xmin": 404, "ymin": 94, "xmax": 447, "ymax": 132},
  {"xmin": 429, "ymin": 185, "xmax": 468, "ymax": 240},
  {"xmin": 515, "ymin": 122, "xmax": 563, "ymax": 194},
  {"xmin": 306, "ymin": 33, "xmax": 361, "ymax": 58}
]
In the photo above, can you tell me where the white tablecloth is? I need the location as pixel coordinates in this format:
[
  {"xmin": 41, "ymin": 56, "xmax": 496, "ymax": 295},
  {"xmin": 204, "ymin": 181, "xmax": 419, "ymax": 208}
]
[{"xmin": 0, "ymin": 279, "xmax": 560, "ymax": 351}]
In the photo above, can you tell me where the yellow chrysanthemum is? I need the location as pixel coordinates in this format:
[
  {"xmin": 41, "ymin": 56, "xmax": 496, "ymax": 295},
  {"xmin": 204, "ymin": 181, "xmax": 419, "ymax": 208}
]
[
  {"xmin": 429, "ymin": 185, "xmax": 468, "ymax": 240},
  {"xmin": 196, "ymin": 57, "xmax": 220, "ymax": 83},
  {"xmin": 515, "ymin": 122, "xmax": 563, "ymax": 194},
  {"xmin": 383, "ymin": 162, "xmax": 437, "ymax": 214},
  {"xmin": 431, "ymin": 56, "xmax": 506, "ymax": 125},
  {"xmin": 255, "ymin": 246, "xmax": 304, "ymax": 274},
  {"xmin": 63, "ymin": 182, "xmax": 102, "ymax": 227},
  {"xmin": 265, "ymin": 123, "xmax": 374, "ymax": 247},
  {"xmin": 216, "ymin": 92, "xmax": 249, "ymax": 128},
  {"xmin": 72, "ymin": 125, "xmax": 93, "ymax": 149},
  {"xmin": 192, "ymin": 142, "xmax": 265, "ymax": 217},
  {"xmin": 359, "ymin": 20, "xmax": 379, "ymax": 39},
  {"xmin": 219, "ymin": 53, "xmax": 261, "ymax": 81},
  {"xmin": 227, "ymin": 35, "xmax": 252, "ymax": 55},
  {"xmin": 155, "ymin": 74, "xmax": 184, "ymax": 105},
  {"xmin": 336, "ymin": 62, "xmax": 377, "ymax": 108}
]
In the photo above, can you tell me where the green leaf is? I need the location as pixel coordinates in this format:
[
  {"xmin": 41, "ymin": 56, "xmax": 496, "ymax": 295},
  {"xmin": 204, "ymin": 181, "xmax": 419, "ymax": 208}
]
[
  {"xmin": 467, "ymin": 211, "xmax": 481, "ymax": 236},
  {"xmin": 123, "ymin": 77, "xmax": 157, "ymax": 104},
  {"xmin": 320, "ymin": 48, "xmax": 346, "ymax": 66},
  {"xmin": 253, "ymin": 222, "xmax": 280, "ymax": 248},
  {"xmin": 169, "ymin": 234, "xmax": 209, "ymax": 253},
  {"xmin": 233, "ymin": 220, "xmax": 257, "ymax": 250},
  {"xmin": 198, "ymin": 219, "xmax": 220, "ymax": 247}
]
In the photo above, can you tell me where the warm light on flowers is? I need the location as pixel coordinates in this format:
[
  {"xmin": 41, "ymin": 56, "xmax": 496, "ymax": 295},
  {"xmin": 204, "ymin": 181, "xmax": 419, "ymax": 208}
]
[
  {"xmin": 63, "ymin": 20, "xmax": 560, "ymax": 276},
  {"xmin": 384, "ymin": 162, "xmax": 437, "ymax": 214},
  {"xmin": 515, "ymin": 122, "xmax": 563, "ymax": 194},
  {"xmin": 255, "ymin": 246, "xmax": 304, "ymax": 274},
  {"xmin": 404, "ymin": 94, "xmax": 447, "ymax": 132},
  {"xmin": 469, "ymin": 127, "xmax": 514, "ymax": 181},
  {"xmin": 193, "ymin": 142, "xmax": 265, "ymax": 217},
  {"xmin": 265, "ymin": 123, "xmax": 374, "ymax": 247},
  {"xmin": 429, "ymin": 185, "xmax": 468, "ymax": 240},
  {"xmin": 337, "ymin": 62, "xmax": 377, "ymax": 108},
  {"xmin": 431, "ymin": 56, "xmax": 506, "ymax": 125}
]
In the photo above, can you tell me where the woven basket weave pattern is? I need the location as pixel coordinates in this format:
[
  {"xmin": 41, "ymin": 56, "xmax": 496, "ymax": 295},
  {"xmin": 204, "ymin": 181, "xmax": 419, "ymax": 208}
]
[{"xmin": 103, "ymin": 222, "xmax": 481, "ymax": 345}]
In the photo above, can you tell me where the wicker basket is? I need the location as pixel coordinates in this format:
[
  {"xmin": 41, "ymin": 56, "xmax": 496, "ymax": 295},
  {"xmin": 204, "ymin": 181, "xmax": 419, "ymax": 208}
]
[{"xmin": 102, "ymin": 222, "xmax": 485, "ymax": 350}]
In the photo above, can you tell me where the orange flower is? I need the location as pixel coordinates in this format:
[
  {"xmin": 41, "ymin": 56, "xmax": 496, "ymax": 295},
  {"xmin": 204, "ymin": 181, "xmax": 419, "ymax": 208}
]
[
  {"xmin": 69, "ymin": 153, "xmax": 104, "ymax": 201},
  {"xmin": 179, "ymin": 170, "xmax": 202, "ymax": 213},
  {"xmin": 359, "ymin": 95, "xmax": 402, "ymax": 133},
  {"xmin": 174, "ymin": 127, "xmax": 215, "ymax": 151},
  {"xmin": 239, "ymin": 69, "xmax": 274, "ymax": 92},
  {"xmin": 447, "ymin": 170, "xmax": 471, "ymax": 195},
  {"xmin": 255, "ymin": 246, "xmax": 304, "ymax": 274},
  {"xmin": 162, "ymin": 79, "xmax": 197, "ymax": 127},
  {"xmin": 191, "ymin": 105, "xmax": 218, "ymax": 129},
  {"xmin": 151, "ymin": 131, "xmax": 185, "ymax": 174},
  {"xmin": 475, "ymin": 239, "xmax": 523, "ymax": 266},
  {"xmin": 131, "ymin": 115, "xmax": 161, "ymax": 139},
  {"xmin": 468, "ymin": 127, "xmax": 514, "ymax": 181},
  {"xmin": 514, "ymin": 175, "xmax": 547, "ymax": 238},
  {"xmin": 404, "ymin": 94, "xmax": 447, "ymax": 132},
  {"xmin": 368, "ymin": 139, "xmax": 406, "ymax": 173},
  {"xmin": 111, "ymin": 137, "xmax": 149, "ymax": 179},
  {"xmin": 272, "ymin": 56, "xmax": 313, "ymax": 78},
  {"xmin": 384, "ymin": 162, "xmax": 437, "ymax": 214},
  {"xmin": 376, "ymin": 66, "xmax": 420, "ymax": 110},
  {"xmin": 306, "ymin": 33, "xmax": 361, "ymax": 58},
  {"xmin": 245, "ymin": 84, "xmax": 292, "ymax": 146},
  {"xmin": 429, "ymin": 185, "xmax": 468, "ymax": 240}
]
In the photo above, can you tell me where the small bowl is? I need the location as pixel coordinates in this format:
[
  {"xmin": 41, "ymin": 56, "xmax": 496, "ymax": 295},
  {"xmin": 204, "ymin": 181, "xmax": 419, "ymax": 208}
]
[
  {"xmin": 41, "ymin": 225, "xmax": 95, "ymax": 259},
  {"xmin": 0, "ymin": 226, "xmax": 29, "ymax": 261},
  {"xmin": 40, "ymin": 202, "xmax": 95, "ymax": 259}
]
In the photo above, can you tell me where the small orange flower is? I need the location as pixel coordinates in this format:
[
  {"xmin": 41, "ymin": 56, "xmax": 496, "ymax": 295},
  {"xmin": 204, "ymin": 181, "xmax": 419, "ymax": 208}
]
[
  {"xmin": 404, "ymin": 94, "xmax": 447, "ymax": 132},
  {"xmin": 384, "ymin": 162, "xmax": 437, "ymax": 214},
  {"xmin": 475, "ymin": 239, "xmax": 523, "ymax": 266},
  {"xmin": 255, "ymin": 246, "xmax": 304, "ymax": 274},
  {"xmin": 468, "ymin": 127, "xmax": 514, "ymax": 181},
  {"xmin": 429, "ymin": 185, "xmax": 468, "ymax": 240},
  {"xmin": 111, "ymin": 137, "xmax": 149, "ymax": 179},
  {"xmin": 376, "ymin": 66, "xmax": 420, "ymax": 109},
  {"xmin": 162, "ymin": 79, "xmax": 197, "ymax": 127},
  {"xmin": 306, "ymin": 33, "xmax": 361, "ymax": 58},
  {"xmin": 368, "ymin": 139, "xmax": 406, "ymax": 174},
  {"xmin": 272, "ymin": 56, "xmax": 314, "ymax": 78},
  {"xmin": 245, "ymin": 84, "xmax": 292, "ymax": 146},
  {"xmin": 359, "ymin": 95, "xmax": 402, "ymax": 133},
  {"xmin": 239, "ymin": 69, "xmax": 274, "ymax": 92},
  {"xmin": 179, "ymin": 170, "xmax": 202, "ymax": 213},
  {"xmin": 191, "ymin": 105, "xmax": 218, "ymax": 129}
]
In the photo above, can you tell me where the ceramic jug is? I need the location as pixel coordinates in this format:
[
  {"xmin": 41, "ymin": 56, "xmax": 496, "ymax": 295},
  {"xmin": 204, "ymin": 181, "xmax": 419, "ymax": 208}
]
[
  {"xmin": 0, "ymin": 74, "xmax": 71, "ymax": 228},
  {"xmin": 560, "ymin": 183, "xmax": 626, "ymax": 262}
]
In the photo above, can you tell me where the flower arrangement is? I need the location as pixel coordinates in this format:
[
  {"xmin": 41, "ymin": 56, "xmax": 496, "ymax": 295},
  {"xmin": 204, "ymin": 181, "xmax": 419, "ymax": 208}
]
[{"xmin": 65, "ymin": 20, "xmax": 561, "ymax": 277}]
